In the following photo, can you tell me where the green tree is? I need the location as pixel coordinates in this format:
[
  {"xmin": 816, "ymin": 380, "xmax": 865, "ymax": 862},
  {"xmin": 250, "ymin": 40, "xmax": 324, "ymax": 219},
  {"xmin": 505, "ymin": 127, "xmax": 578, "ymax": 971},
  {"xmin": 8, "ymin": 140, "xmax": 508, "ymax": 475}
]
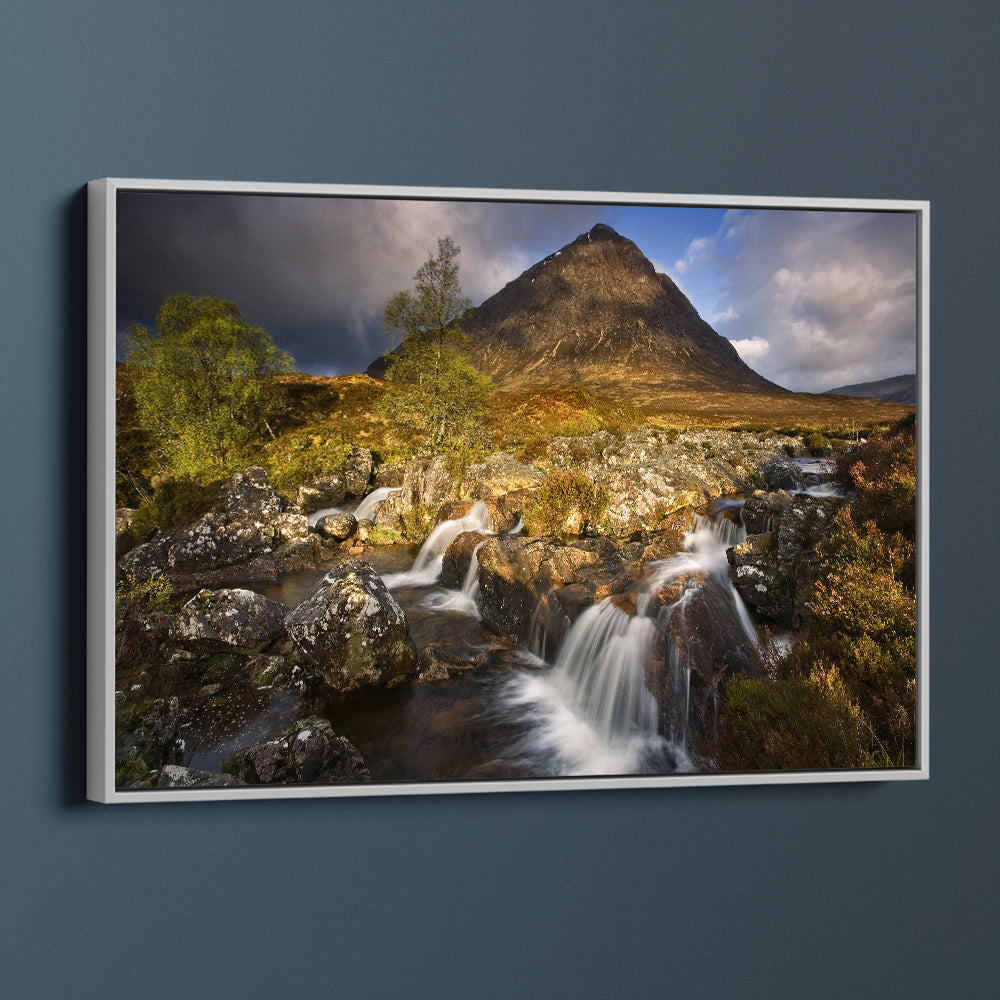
[
  {"xmin": 380, "ymin": 237, "xmax": 492, "ymax": 448},
  {"xmin": 124, "ymin": 294, "xmax": 295, "ymax": 475}
]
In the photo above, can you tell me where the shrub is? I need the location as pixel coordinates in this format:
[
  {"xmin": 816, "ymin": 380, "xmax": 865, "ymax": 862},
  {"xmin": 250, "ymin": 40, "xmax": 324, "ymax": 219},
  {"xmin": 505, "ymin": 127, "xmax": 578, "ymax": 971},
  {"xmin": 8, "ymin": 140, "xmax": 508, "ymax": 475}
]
[
  {"xmin": 717, "ymin": 667, "xmax": 867, "ymax": 771},
  {"xmin": 129, "ymin": 475, "xmax": 226, "ymax": 538},
  {"xmin": 525, "ymin": 469, "xmax": 609, "ymax": 536}
]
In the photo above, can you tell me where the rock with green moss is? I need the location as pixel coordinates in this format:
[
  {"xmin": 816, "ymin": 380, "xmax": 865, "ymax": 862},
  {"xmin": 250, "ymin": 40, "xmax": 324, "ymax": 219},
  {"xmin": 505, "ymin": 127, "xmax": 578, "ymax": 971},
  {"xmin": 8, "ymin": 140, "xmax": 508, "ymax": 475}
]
[
  {"xmin": 284, "ymin": 559, "xmax": 417, "ymax": 692},
  {"xmin": 223, "ymin": 715, "xmax": 370, "ymax": 784}
]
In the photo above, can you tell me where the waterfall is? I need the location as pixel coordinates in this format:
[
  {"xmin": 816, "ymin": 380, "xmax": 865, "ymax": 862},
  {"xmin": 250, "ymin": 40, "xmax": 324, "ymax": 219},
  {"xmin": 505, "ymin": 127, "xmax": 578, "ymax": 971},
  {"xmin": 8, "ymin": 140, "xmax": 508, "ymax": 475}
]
[
  {"xmin": 307, "ymin": 486, "xmax": 397, "ymax": 527},
  {"xmin": 420, "ymin": 540, "xmax": 486, "ymax": 617},
  {"xmin": 383, "ymin": 500, "xmax": 493, "ymax": 589},
  {"xmin": 500, "ymin": 505, "xmax": 757, "ymax": 775}
]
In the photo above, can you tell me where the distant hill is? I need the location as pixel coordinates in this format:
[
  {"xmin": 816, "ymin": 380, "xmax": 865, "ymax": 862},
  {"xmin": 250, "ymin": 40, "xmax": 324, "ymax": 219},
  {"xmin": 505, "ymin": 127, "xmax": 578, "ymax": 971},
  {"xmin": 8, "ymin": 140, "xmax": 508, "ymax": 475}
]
[
  {"xmin": 369, "ymin": 223, "xmax": 787, "ymax": 409},
  {"xmin": 824, "ymin": 374, "xmax": 916, "ymax": 405}
]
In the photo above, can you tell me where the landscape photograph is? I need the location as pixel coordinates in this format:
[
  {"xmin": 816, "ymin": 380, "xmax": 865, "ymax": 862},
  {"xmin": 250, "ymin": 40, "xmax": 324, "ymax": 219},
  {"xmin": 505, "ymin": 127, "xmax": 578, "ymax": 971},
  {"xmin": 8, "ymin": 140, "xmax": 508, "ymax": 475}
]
[{"xmin": 102, "ymin": 184, "xmax": 923, "ymax": 794}]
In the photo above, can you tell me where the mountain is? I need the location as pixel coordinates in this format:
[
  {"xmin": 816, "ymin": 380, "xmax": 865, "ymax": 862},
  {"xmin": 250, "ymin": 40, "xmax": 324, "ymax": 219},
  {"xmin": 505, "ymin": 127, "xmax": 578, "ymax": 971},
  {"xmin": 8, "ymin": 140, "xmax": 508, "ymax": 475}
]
[
  {"xmin": 369, "ymin": 223, "xmax": 786, "ymax": 408},
  {"xmin": 824, "ymin": 374, "xmax": 916, "ymax": 405}
]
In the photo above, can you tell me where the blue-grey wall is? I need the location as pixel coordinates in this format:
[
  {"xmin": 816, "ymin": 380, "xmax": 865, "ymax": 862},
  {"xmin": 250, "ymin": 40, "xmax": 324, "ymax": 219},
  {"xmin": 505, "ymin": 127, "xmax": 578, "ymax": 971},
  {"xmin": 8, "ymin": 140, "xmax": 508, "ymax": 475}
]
[{"xmin": 1, "ymin": 2, "xmax": 997, "ymax": 997}]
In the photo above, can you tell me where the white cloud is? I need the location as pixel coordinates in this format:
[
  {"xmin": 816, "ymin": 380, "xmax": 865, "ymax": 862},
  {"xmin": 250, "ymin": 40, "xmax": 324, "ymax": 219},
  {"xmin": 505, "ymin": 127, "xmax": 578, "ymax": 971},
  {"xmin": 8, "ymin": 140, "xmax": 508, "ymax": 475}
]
[
  {"xmin": 696, "ymin": 211, "xmax": 918, "ymax": 391},
  {"xmin": 731, "ymin": 336, "xmax": 770, "ymax": 363}
]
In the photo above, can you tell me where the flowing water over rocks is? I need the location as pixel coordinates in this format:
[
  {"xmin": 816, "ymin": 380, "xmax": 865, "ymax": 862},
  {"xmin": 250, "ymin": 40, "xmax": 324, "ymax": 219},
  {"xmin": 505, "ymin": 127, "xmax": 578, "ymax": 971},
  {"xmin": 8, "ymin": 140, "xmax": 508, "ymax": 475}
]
[{"xmin": 120, "ymin": 438, "xmax": 833, "ymax": 787}]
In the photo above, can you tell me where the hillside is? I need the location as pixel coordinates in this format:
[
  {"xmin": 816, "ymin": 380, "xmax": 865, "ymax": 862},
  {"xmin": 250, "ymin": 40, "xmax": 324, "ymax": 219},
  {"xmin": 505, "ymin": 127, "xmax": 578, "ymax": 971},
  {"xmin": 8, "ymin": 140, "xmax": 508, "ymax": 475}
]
[{"xmin": 824, "ymin": 374, "xmax": 916, "ymax": 404}]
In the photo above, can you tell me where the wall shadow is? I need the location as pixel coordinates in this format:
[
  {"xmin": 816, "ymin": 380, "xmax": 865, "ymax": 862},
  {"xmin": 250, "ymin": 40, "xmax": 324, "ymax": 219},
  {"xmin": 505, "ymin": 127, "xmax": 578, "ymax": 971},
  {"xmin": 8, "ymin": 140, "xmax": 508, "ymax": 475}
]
[{"xmin": 61, "ymin": 186, "xmax": 90, "ymax": 805}]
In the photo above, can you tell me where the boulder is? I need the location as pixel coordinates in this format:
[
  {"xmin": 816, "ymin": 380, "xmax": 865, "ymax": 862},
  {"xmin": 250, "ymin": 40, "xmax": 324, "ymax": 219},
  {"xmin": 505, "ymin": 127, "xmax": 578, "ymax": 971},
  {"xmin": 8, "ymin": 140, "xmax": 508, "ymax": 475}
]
[
  {"xmin": 646, "ymin": 578, "xmax": 757, "ymax": 747},
  {"xmin": 476, "ymin": 534, "xmax": 628, "ymax": 639},
  {"xmin": 219, "ymin": 466, "xmax": 294, "ymax": 522},
  {"xmin": 760, "ymin": 454, "xmax": 801, "ymax": 492},
  {"xmin": 440, "ymin": 530, "xmax": 492, "ymax": 590},
  {"xmin": 315, "ymin": 513, "xmax": 357, "ymax": 541},
  {"xmin": 343, "ymin": 446, "xmax": 374, "ymax": 497},
  {"xmin": 156, "ymin": 765, "xmax": 243, "ymax": 788},
  {"xmin": 118, "ymin": 468, "xmax": 324, "ymax": 592},
  {"xmin": 464, "ymin": 452, "xmax": 546, "ymax": 498},
  {"xmin": 284, "ymin": 559, "xmax": 418, "ymax": 692},
  {"xmin": 728, "ymin": 492, "xmax": 845, "ymax": 629},
  {"xmin": 226, "ymin": 716, "xmax": 371, "ymax": 784},
  {"xmin": 172, "ymin": 588, "xmax": 289, "ymax": 654},
  {"xmin": 297, "ymin": 475, "xmax": 347, "ymax": 513}
]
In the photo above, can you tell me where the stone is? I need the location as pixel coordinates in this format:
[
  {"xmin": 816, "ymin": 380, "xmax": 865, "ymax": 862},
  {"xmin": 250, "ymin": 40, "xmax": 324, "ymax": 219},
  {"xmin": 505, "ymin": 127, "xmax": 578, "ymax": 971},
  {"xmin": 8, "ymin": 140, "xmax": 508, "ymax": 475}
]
[
  {"xmin": 284, "ymin": 559, "xmax": 417, "ymax": 692},
  {"xmin": 156, "ymin": 765, "xmax": 243, "ymax": 788},
  {"xmin": 297, "ymin": 475, "xmax": 347, "ymax": 513},
  {"xmin": 315, "ymin": 513, "xmax": 357, "ymax": 541},
  {"xmin": 227, "ymin": 716, "xmax": 371, "ymax": 784},
  {"xmin": 172, "ymin": 588, "xmax": 290, "ymax": 654},
  {"xmin": 343, "ymin": 446, "xmax": 374, "ymax": 497}
]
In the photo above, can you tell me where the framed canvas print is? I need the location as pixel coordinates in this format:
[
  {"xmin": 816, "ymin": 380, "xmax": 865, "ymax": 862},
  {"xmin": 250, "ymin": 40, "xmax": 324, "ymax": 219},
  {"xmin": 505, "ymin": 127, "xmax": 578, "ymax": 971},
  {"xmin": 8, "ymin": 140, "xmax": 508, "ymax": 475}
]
[{"xmin": 88, "ymin": 179, "xmax": 929, "ymax": 802}]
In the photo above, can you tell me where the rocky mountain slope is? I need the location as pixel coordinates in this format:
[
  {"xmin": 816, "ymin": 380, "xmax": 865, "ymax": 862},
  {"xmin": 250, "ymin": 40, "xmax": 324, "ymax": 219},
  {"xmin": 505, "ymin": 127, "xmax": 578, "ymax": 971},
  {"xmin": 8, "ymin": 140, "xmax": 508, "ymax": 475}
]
[{"xmin": 459, "ymin": 223, "xmax": 788, "ymax": 405}]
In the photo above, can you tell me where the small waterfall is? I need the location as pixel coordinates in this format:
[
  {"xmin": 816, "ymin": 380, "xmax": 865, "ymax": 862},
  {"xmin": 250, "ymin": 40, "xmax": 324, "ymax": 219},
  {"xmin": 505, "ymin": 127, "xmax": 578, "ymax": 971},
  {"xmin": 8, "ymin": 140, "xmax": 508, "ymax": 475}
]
[
  {"xmin": 420, "ymin": 540, "xmax": 486, "ymax": 617},
  {"xmin": 307, "ymin": 486, "xmax": 397, "ymax": 527},
  {"xmin": 383, "ymin": 500, "xmax": 493, "ymax": 589},
  {"xmin": 353, "ymin": 486, "xmax": 395, "ymax": 522},
  {"xmin": 501, "ymin": 505, "xmax": 757, "ymax": 775}
]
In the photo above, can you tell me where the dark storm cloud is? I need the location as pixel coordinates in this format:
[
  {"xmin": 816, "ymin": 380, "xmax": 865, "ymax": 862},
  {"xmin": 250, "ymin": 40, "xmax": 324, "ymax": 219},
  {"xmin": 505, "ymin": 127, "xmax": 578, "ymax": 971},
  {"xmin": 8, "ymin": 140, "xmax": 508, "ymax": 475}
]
[{"xmin": 116, "ymin": 191, "xmax": 600, "ymax": 375}]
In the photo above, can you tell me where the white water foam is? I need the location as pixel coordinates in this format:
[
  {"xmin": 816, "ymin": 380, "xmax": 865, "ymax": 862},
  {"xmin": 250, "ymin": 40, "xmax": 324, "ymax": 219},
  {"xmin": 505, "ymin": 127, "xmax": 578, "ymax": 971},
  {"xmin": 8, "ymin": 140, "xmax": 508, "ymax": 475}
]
[
  {"xmin": 383, "ymin": 500, "xmax": 493, "ymax": 590},
  {"xmin": 498, "ymin": 510, "xmax": 755, "ymax": 775}
]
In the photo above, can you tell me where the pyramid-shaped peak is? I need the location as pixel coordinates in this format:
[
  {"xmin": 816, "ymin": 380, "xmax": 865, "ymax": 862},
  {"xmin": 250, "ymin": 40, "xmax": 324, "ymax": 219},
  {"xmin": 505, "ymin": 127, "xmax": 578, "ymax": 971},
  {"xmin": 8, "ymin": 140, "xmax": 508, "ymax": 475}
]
[{"xmin": 583, "ymin": 222, "xmax": 623, "ymax": 241}]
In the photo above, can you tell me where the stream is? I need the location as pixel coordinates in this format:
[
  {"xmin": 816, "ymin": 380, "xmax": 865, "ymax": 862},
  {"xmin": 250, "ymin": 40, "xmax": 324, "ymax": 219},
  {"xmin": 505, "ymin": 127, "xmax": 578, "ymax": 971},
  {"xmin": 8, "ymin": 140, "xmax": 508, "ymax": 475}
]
[{"xmin": 181, "ymin": 481, "xmax": 810, "ymax": 783}]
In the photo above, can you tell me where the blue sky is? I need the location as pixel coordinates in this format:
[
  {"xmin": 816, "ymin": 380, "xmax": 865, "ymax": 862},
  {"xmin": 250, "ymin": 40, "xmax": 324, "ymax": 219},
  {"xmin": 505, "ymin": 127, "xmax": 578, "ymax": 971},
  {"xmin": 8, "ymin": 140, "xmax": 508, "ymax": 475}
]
[{"xmin": 117, "ymin": 191, "xmax": 918, "ymax": 392}]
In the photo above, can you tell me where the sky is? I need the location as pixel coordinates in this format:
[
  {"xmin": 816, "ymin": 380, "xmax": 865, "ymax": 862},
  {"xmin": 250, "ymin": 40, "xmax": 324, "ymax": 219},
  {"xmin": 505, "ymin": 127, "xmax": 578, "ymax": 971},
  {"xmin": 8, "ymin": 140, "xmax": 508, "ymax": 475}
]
[{"xmin": 116, "ymin": 189, "xmax": 919, "ymax": 393}]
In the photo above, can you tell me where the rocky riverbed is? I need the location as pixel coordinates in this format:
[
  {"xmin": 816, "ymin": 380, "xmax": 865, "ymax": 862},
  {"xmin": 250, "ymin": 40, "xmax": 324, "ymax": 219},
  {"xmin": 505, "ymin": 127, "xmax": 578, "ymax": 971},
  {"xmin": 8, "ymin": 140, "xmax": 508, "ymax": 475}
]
[{"xmin": 113, "ymin": 427, "xmax": 846, "ymax": 789}]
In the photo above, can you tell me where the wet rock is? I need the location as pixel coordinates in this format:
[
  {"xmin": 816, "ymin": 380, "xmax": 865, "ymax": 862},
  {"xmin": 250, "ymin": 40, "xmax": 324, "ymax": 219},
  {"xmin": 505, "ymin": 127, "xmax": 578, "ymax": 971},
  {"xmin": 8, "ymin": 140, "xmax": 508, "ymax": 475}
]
[
  {"xmin": 226, "ymin": 716, "xmax": 371, "ymax": 784},
  {"xmin": 172, "ymin": 588, "xmax": 289, "ymax": 654},
  {"xmin": 315, "ymin": 513, "xmax": 357, "ymax": 541},
  {"xmin": 441, "ymin": 530, "xmax": 492, "ymax": 589},
  {"xmin": 646, "ymin": 579, "xmax": 758, "ymax": 749},
  {"xmin": 760, "ymin": 454, "xmax": 802, "ymax": 492},
  {"xmin": 416, "ymin": 645, "xmax": 478, "ymax": 683},
  {"xmin": 284, "ymin": 559, "xmax": 417, "ymax": 692},
  {"xmin": 476, "ymin": 534, "xmax": 627, "ymax": 639},
  {"xmin": 156, "ymin": 765, "xmax": 243, "ymax": 788}
]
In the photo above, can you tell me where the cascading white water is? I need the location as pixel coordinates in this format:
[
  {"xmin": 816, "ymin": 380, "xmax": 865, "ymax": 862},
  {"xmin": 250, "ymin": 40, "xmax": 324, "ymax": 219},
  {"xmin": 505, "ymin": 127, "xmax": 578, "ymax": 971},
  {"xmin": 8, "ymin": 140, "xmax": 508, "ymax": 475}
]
[
  {"xmin": 420, "ymin": 539, "xmax": 486, "ymax": 617},
  {"xmin": 501, "ymin": 506, "xmax": 757, "ymax": 775},
  {"xmin": 382, "ymin": 500, "xmax": 493, "ymax": 589},
  {"xmin": 307, "ymin": 486, "xmax": 397, "ymax": 527}
]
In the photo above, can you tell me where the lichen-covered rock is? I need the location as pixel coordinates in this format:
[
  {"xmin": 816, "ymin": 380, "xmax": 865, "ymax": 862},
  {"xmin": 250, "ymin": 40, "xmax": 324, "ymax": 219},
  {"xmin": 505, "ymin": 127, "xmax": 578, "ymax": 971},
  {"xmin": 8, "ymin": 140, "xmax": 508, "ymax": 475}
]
[
  {"xmin": 156, "ymin": 765, "xmax": 244, "ymax": 788},
  {"xmin": 284, "ymin": 559, "xmax": 417, "ymax": 692},
  {"xmin": 464, "ymin": 452, "xmax": 546, "ymax": 498},
  {"xmin": 226, "ymin": 716, "xmax": 371, "ymax": 784},
  {"xmin": 172, "ymin": 588, "xmax": 289, "ymax": 653},
  {"xmin": 219, "ymin": 466, "xmax": 294, "ymax": 522},
  {"xmin": 297, "ymin": 475, "xmax": 347, "ymax": 513},
  {"xmin": 728, "ymin": 492, "xmax": 844, "ymax": 629},
  {"xmin": 315, "ymin": 513, "xmax": 357, "ymax": 541},
  {"xmin": 343, "ymin": 446, "xmax": 375, "ymax": 497}
]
